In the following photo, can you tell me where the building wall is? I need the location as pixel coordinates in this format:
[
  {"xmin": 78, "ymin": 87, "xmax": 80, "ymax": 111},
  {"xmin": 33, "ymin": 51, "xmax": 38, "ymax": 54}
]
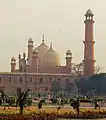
[
  {"xmin": 0, "ymin": 72, "xmax": 76, "ymax": 95},
  {"xmin": 28, "ymin": 65, "xmax": 70, "ymax": 74}
]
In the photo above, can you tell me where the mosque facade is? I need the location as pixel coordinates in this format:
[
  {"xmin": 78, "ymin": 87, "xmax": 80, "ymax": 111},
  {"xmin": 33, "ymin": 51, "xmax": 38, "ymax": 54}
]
[{"xmin": 0, "ymin": 9, "xmax": 95, "ymax": 95}]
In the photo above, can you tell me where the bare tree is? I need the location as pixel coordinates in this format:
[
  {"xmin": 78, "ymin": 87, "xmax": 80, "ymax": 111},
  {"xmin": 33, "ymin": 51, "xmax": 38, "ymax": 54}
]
[
  {"xmin": 94, "ymin": 66, "xmax": 101, "ymax": 74},
  {"xmin": 71, "ymin": 61, "xmax": 101, "ymax": 76},
  {"xmin": 71, "ymin": 61, "xmax": 84, "ymax": 77}
]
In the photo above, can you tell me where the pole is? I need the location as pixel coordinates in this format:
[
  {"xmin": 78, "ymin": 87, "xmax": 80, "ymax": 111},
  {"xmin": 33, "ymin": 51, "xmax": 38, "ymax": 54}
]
[
  {"xmin": 24, "ymin": 61, "xmax": 27, "ymax": 91},
  {"xmin": 54, "ymin": 74, "xmax": 57, "ymax": 97},
  {"xmin": 36, "ymin": 59, "xmax": 39, "ymax": 97}
]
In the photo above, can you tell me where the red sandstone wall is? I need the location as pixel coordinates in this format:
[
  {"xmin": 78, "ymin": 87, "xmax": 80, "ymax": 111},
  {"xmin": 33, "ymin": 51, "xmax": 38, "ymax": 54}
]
[{"xmin": 0, "ymin": 73, "xmax": 74, "ymax": 95}]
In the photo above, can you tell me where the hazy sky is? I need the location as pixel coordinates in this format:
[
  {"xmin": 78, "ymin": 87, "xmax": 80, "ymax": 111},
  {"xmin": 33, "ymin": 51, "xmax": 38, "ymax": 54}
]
[{"xmin": 0, "ymin": 0, "xmax": 106, "ymax": 72}]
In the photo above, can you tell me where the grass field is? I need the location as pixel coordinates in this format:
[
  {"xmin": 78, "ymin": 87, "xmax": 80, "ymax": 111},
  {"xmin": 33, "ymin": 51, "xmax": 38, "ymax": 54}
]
[
  {"xmin": 0, "ymin": 105, "xmax": 105, "ymax": 114},
  {"xmin": 0, "ymin": 106, "xmax": 106, "ymax": 119}
]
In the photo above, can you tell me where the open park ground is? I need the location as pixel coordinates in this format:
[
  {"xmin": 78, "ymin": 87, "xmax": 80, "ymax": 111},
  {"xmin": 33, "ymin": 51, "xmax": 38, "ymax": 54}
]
[{"xmin": 0, "ymin": 105, "xmax": 106, "ymax": 119}]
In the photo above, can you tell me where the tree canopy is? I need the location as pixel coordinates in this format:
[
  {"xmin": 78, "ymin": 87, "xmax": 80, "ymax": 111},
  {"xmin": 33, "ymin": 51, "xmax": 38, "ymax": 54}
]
[
  {"xmin": 51, "ymin": 79, "xmax": 61, "ymax": 93},
  {"xmin": 76, "ymin": 73, "xmax": 106, "ymax": 96}
]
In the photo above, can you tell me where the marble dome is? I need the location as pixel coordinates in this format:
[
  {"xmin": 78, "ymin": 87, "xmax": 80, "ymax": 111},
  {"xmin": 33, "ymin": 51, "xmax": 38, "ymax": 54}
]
[{"xmin": 44, "ymin": 44, "xmax": 60, "ymax": 66}]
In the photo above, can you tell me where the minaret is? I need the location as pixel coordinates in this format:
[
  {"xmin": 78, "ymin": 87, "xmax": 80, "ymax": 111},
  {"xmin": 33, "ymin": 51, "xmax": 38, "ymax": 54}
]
[
  {"xmin": 83, "ymin": 9, "xmax": 96, "ymax": 77},
  {"xmin": 32, "ymin": 49, "xmax": 39, "ymax": 72},
  {"xmin": 27, "ymin": 37, "xmax": 33, "ymax": 60},
  {"xmin": 23, "ymin": 52, "xmax": 26, "ymax": 72},
  {"xmin": 65, "ymin": 50, "xmax": 72, "ymax": 73},
  {"xmin": 10, "ymin": 57, "xmax": 16, "ymax": 72},
  {"xmin": 18, "ymin": 54, "xmax": 21, "ymax": 72}
]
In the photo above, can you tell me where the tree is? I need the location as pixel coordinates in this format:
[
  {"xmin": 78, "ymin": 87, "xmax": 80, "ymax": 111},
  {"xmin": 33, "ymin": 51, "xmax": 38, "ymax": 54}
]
[
  {"xmin": 51, "ymin": 80, "xmax": 61, "ymax": 96},
  {"xmin": 65, "ymin": 80, "xmax": 77, "ymax": 95},
  {"xmin": 71, "ymin": 61, "xmax": 84, "ymax": 77},
  {"xmin": 0, "ymin": 89, "xmax": 15, "ymax": 106},
  {"xmin": 16, "ymin": 88, "xmax": 30, "ymax": 115},
  {"xmin": 86, "ymin": 73, "xmax": 106, "ymax": 95},
  {"xmin": 76, "ymin": 73, "xmax": 106, "ymax": 96},
  {"xmin": 94, "ymin": 66, "xmax": 101, "ymax": 74},
  {"xmin": 65, "ymin": 82, "xmax": 74, "ymax": 93},
  {"xmin": 71, "ymin": 61, "xmax": 101, "ymax": 95},
  {"xmin": 75, "ymin": 77, "xmax": 87, "ymax": 95},
  {"xmin": 71, "ymin": 61, "xmax": 101, "ymax": 77}
]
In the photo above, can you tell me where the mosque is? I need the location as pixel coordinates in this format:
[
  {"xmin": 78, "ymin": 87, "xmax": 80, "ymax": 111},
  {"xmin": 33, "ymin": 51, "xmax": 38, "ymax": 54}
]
[
  {"xmin": 12, "ymin": 35, "xmax": 72, "ymax": 74},
  {"xmin": 0, "ymin": 9, "xmax": 95, "ymax": 95}
]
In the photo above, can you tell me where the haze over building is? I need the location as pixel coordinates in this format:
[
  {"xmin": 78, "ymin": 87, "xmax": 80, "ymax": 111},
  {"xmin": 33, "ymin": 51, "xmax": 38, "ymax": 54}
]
[
  {"xmin": 0, "ymin": 9, "xmax": 96, "ymax": 94},
  {"xmin": 0, "ymin": 0, "xmax": 106, "ymax": 72}
]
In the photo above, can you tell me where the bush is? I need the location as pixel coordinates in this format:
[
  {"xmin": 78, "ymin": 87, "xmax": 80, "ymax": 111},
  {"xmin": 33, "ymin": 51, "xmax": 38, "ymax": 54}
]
[{"xmin": 6, "ymin": 96, "xmax": 16, "ymax": 105}]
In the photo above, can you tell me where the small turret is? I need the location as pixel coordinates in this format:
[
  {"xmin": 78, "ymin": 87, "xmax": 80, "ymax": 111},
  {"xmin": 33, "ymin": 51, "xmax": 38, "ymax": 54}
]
[
  {"xmin": 65, "ymin": 50, "xmax": 72, "ymax": 73},
  {"xmin": 32, "ymin": 49, "xmax": 39, "ymax": 72},
  {"xmin": 11, "ymin": 57, "xmax": 16, "ymax": 61},
  {"xmin": 85, "ymin": 9, "xmax": 94, "ymax": 21},
  {"xmin": 32, "ymin": 49, "xmax": 38, "ymax": 57},
  {"xmin": 66, "ymin": 50, "xmax": 72, "ymax": 57},
  {"xmin": 28, "ymin": 37, "xmax": 33, "ymax": 46},
  {"xmin": 10, "ymin": 57, "xmax": 16, "ymax": 72},
  {"xmin": 18, "ymin": 54, "xmax": 21, "ymax": 60},
  {"xmin": 86, "ymin": 9, "xmax": 93, "ymax": 15},
  {"xmin": 27, "ymin": 37, "xmax": 33, "ymax": 60},
  {"xmin": 23, "ymin": 52, "xmax": 26, "ymax": 59}
]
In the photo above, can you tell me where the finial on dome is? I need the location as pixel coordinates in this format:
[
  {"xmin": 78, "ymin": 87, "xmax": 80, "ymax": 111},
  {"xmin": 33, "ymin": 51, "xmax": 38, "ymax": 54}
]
[
  {"xmin": 50, "ymin": 42, "xmax": 52, "ymax": 48},
  {"xmin": 42, "ymin": 34, "xmax": 44, "ymax": 43}
]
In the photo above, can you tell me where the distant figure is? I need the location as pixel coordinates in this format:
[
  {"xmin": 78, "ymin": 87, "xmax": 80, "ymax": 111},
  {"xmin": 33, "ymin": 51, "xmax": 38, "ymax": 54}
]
[
  {"xmin": 38, "ymin": 93, "xmax": 40, "ymax": 98},
  {"xmin": 94, "ymin": 101, "xmax": 100, "ymax": 109},
  {"xmin": 60, "ymin": 98, "xmax": 64, "ymax": 106},
  {"xmin": 57, "ymin": 106, "xmax": 61, "ymax": 110},
  {"xmin": 38, "ymin": 100, "xmax": 42, "ymax": 109},
  {"xmin": 48, "ymin": 94, "xmax": 51, "ymax": 100},
  {"xmin": 71, "ymin": 98, "xmax": 80, "ymax": 115}
]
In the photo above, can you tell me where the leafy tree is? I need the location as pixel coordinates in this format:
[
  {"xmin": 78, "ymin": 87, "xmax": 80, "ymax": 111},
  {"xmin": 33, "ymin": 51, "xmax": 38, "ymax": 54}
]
[
  {"xmin": 86, "ymin": 73, "xmax": 106, "ymax": 95},
  {"xmin": 75, "ymin": 77, "xmax": 87, "ymax": 95},
  {"xmin": 76, "ymin": 73, "xmax": 106, "ymax": 96},
  {"xmin": 65, "ymin": 80, "xmax": 77, "ymax": 94},
  {"xmin": 0, "ymin": 89, "xmax": 15, "ymax": 106},
  {"xmin": 51, "ymin": 80, "xmax": 61, "ymax": 95}
]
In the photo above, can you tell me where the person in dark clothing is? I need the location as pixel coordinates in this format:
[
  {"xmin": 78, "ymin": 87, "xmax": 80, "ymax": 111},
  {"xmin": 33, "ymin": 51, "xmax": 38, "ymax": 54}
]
[
  {"xmin": 71, "ymin": 98, "xmax": 80, "ymax": 115},
  {"xmin": 38, "ymin": 100, "xmax": 42, "ymax": 109},
  {"xmin": 94, "ymin": 101, "xmax": 99, "ymax": 109},
  {"xmin": 61, "ymin": 99, "xmax": 64, "ymax": 106}
]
